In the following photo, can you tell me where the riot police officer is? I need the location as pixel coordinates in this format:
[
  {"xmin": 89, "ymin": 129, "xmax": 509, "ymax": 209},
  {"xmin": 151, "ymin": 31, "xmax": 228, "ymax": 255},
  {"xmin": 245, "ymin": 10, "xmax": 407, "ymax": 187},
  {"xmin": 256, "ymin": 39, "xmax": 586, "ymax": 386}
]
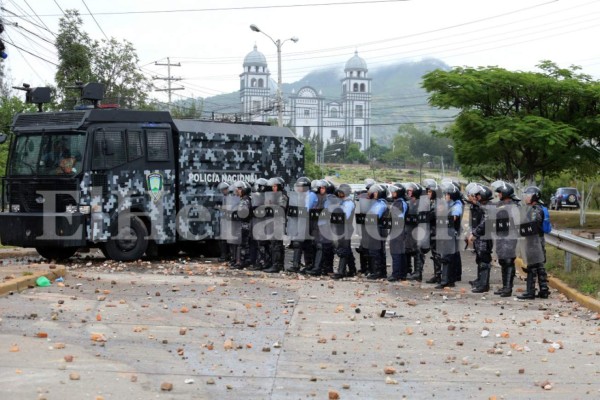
[
  {"xmin": 288, "ymin": 177, "xmax": 318, "ymax": 273},
  {"xmin": 492, "ymin": 181, "xmax": 520, "ymax": 297},
  {"xmin": 331, "ymin": 183, "xmax": 356, "ymax": 279},
  {"xmin": 517, "ymin": 186, "xmax": 550, "ymax": 299},
  {"xmin": 387, "ymin": 184, "xmax": 408, "ymax": 281},
  {"xmin": 403, "ymin": 182, "xmax": 422, "ymax": 280},
  {"xmin": 216, "ymin": 181, "xmax": 231, "ymax": 262},
  {"xmin": 467, "ymin": 184, "xmax": 494, "ymax": 293},
  {"xmin": 423, "ymin": 180, "xmax": 443, "ymax": 284},
  {"xmin": 249, "ymin": 178, "xmax": 271, "ymax": 271},
  {"xmin": 231, "ymin": 181, "xmax": 253, "ymax": 269},
  {"xmin": 365, "ymin": 183, "xmax": 389, "ymax": 280},
  {"xmin": 263, "ymin": 177, "xmax": 289, "ymax": 273},
  {"xmin": 355, "ymin": 178, "xmax": 376, "ymax": 275},
  {"xmin": 434, "ymin": 181, "xmax": 462, "ymax": 289}
]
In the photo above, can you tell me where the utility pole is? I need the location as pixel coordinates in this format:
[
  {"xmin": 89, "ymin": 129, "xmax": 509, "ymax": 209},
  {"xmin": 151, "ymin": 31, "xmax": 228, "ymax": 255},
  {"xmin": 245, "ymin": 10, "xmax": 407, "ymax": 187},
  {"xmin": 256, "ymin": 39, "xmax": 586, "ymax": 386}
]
[{"xmin": 153, "ymin": 57, "xmax": 183, "ymax": 111}]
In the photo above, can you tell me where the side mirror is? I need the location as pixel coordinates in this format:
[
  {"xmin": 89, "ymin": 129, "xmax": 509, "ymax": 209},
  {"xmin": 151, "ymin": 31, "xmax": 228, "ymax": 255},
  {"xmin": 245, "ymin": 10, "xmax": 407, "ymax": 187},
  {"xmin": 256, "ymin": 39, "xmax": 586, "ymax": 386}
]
[{"xmin": 0, "ymin": 133, "xmax": 7, "ymax": 144}]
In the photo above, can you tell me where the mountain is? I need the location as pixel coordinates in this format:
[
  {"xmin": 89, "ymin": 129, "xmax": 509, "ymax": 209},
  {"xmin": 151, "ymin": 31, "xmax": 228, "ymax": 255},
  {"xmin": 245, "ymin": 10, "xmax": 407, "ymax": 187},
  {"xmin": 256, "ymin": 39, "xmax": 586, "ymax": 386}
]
[{"xmin": 193, "ymin": 58, "xmax": 455, "ymax": 145}]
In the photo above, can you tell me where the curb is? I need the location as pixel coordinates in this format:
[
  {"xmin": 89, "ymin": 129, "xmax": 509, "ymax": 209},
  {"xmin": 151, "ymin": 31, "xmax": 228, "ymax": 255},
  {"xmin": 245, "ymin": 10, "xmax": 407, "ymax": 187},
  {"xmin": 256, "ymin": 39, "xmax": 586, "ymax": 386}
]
[
  {"xmin": 0, "ymin": 267, "xmax": 67, "ymax": 297},
  {"xmin": 515, "ymin": 258, "xmax": 600, "ymax": 313}
]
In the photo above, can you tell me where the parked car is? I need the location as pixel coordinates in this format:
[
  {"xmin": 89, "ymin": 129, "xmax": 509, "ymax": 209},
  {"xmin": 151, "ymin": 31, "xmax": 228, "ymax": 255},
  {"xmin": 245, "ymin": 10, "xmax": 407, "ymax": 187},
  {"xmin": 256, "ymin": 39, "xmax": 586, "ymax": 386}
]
[{"xmin": 549, "ymin": 187, "xmax": 581, "ymax": 210}]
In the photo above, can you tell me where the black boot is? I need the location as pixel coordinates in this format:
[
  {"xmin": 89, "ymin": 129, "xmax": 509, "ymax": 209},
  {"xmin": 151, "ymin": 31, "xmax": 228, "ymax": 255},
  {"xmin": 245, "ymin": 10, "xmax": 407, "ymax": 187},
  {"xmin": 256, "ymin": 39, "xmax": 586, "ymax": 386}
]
[
  {"xmin": 517, "ymin": 266, "xmax": 537, "ymax": 300},
  {"xmin": 425, "ymin": 254, "xmax": 441, "ymax": 284},
  {"xmin": 307, "ymin": 245, "xmax": 324, "ymax": 276},
  {"xmin": 347, "ymin": 253, "xmax": 357, "ymax": 277},
  {"xmin": 537, "ymin": 265, "xmax": 550, "ymax": 299},
  {"xmin": 469, "ymin": 263, "xmax": 482, "ymax": 287},
  {"xmin": 494, "ymin": 265, "xmax": 508, "ymax": 295},
  {"xmin": 472, "ymin": 264, "xmax": 490, "ymax": 293},
  {"xmin": 435, "ymin": 262, "xmax": 454, "ymax": 289},
  {"xmin": 332, "ymin": 257, "xmax": 348, "ymax": 280},
  {"xmin": 499, "ymin": 265, "xmax": 515, "ymax": 297},
  {"xmin": 367, "ymin": 254, "xmax": 386, "ymax": 280},
  {"xmin": 287, "ymin": 247, "xmax": 302, "ymax": 273},
  {"xmin": 407, "ymin": 252, "xmax": 423, "ymax": 281}
]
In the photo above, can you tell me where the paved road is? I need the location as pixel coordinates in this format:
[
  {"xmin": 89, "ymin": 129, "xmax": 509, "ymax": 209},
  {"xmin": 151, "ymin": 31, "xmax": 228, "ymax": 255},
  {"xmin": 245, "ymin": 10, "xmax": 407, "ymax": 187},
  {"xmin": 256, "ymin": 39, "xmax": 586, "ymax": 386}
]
[{"xmin": 0, "ymin": 250, "xmax": 599, "ymax": 399}]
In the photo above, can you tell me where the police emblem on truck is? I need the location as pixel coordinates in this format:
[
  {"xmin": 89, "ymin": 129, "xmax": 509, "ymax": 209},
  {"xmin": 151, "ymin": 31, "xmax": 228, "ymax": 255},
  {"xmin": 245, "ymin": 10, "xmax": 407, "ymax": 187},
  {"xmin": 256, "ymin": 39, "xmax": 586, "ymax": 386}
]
[{"xmin": 147, "ymin": 172, "xmax": 164, "ymax": 202}]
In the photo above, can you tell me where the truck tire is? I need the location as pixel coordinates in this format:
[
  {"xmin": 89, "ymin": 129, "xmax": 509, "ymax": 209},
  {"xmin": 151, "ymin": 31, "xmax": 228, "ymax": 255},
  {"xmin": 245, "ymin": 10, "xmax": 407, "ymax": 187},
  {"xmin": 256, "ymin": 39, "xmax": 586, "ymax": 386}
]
[
  {"xmin": 36, "ymin": 247, "xmax": 78, "ymax": 261},
  {"xmin": 105, "ymin": 215, "xmax": 148, "ymax": 261}
]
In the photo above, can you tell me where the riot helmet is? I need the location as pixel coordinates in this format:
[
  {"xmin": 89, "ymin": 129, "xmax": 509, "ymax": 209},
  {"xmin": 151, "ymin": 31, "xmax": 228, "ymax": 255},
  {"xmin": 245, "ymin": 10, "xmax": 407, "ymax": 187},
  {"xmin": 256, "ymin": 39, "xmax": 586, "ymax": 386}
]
[
  {"xmin": 254, "ymin": 178, "xmax": 270, "ymax": 193},
  {"xmin": 387, "ymin": 184, "xmax": 406, "ymax": 200},
  {"xmin": 336, "ymin": 183, "xmax": 352, "ymax": 198},
  {"xmin": 422, "ymin": 178, "xmax": 439, "ymax": 199},
  {"xmin": 312, "ymin": 179, "xmax": 327, "ymax": 193},
  {"xmin": 364, "ymin": 178, "xmax": 376, "ymax": 190},
  {"xmin": 325, "ymin": 180, "xmax": 336, "ymax": 195},
  {"xmin": 441, "ymin": 181, "xmax": 461, "ymax": 201},
  {"xmin": 403, "ymin": 182, "xmax": 422, "ymax": 199},
  {"xmin": 478, "ymin": 185, "xmax": 494, "ymax": 202},
  {"xmin": 268, "ymin": 177, "xmax": 284, "ymax": 192},
  {"xmin": 523, "ymin": 186, "xmax": 542, "ymax": 204},
  {"xmin": 466, "ymin": 182, "xmax": 483, "ymax": 198},
  {"xmin": 217, "ymin": 182, "xmax": 230, "ymax": 194},
  {"xmin": 367, "ymin": 183, "xmax": 387, "ymax": 200},
  {"xmin": 492, "ymin": 180, "xmax": 516, "ymax": 201},
  {"xmin": 294, "ymin": 176, "xmax": 311, "ymax": 192},
  {"xmin": 233, "ymin": 180, "xmax": 251, "ymax": 196}
]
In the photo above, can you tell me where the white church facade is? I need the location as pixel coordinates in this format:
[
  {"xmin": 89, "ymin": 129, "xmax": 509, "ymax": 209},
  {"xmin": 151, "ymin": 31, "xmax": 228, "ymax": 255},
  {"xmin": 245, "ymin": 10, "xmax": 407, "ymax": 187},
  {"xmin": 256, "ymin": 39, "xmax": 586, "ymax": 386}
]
[{"xmin": 240, "ymin": 47, "xmax": 371, "ymax": 151}]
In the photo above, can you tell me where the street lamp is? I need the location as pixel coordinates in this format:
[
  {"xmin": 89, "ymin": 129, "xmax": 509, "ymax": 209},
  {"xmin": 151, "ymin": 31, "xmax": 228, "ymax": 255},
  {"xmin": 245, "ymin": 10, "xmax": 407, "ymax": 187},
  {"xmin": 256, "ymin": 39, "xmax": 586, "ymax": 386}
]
[
  {"xmin": 250, "ymin": 24, "xmax": 298, "ymax": 127},
  {"xmin": 423, "ymin": 152, "xmax": 445, "ymax": 180}
]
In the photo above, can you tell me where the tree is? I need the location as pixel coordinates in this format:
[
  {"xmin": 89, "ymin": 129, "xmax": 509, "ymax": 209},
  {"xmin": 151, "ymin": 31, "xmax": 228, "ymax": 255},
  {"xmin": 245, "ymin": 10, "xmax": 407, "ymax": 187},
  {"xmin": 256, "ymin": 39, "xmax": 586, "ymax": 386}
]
[
  {"xmin": 422, "ymin": 62, "xmax": 599, "ymax": 182},
  {"xmin": 302, "ymin": 139, "xmax": 322, "ymax": 179},
  {"xmin": 344, "ymin": 143, "xmax": 367, "ymax": 164},
  {"xmin": 0, "ymin": 96, "xmax": 35, "ymax": 177},
  {"xmin": 92, "ymin": 38, "xmax": 152, "ymax": 108},
  {"xmin": 54, "ymin": 10, "xmax": 94, "ymax": 109}
]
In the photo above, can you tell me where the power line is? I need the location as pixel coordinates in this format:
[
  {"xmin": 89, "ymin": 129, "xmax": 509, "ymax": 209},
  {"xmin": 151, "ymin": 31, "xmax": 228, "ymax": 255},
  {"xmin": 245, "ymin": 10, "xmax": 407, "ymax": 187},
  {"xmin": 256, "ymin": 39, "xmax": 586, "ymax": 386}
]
[
  {"xmin": 29, "ymin": 1, "xmax": 410, "ymax": 17},
  {"xmin": 81, "ymin": 0, "xmax": 108, "ymax": 40},
  {"xmin": 2, "ymin": 37, "xmax": 58, "ymax": 66}
]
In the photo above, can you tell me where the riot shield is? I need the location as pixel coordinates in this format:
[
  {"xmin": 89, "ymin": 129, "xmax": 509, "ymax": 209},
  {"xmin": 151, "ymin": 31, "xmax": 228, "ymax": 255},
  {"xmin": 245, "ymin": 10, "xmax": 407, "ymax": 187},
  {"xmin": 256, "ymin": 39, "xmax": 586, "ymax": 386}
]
[
  {"xmin": 434, "ymin": 199, "xmax": 456, "ymax": 258},
  {"xmin": 364, "ymin": 199, "xmax": 385, "ymax": 251},
  {"xmin": 416, "ymin": 195, "xmax": 431, "ymax": 250},
  {"xmin": 251, "ymin": 192, "xmax": 268, "ymax": 241},
  {"xmin": 330, "ymin": 197, "xmax": 354, "ymax": 242},
  {"xmin": 224, "ymin": 195, "xmax": 241, "ymax": 245},
  {"xmin": 287, "ymin": 191, "xmax": 310, "ymax": 241},
  {"xmin": 388, "ymin": 200, "xmax": 406, "ymax": 255},
  {"xmin": 517, "ymin": 205, "xmax": 545, "ymax": 265},
  {"xmin": 491, "ymin": 202, "xmax": 519, "ymax": 260},
  {"xmin": 404, "ymin": 199, "xmax": 419, "ymax": 253},
  {"xmin": 358, "ymin": 197, "xmax": 373, "ymax": 248}
]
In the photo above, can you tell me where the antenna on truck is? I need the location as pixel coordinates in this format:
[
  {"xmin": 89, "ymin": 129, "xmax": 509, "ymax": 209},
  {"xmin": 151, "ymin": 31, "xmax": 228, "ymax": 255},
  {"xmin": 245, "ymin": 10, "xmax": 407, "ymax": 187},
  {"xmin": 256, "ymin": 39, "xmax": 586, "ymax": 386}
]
[{"xmin": 12, "ymin": 83, "xmax": 51, "ymax": 112}]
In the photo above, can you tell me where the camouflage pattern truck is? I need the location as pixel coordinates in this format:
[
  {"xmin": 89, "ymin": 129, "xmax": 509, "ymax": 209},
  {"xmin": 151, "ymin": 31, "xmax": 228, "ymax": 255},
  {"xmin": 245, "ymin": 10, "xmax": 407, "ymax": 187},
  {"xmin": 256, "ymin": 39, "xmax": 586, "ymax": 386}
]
[{"xmin": 0, "ymin": 84, "xmax": 304, "ymax": 261}]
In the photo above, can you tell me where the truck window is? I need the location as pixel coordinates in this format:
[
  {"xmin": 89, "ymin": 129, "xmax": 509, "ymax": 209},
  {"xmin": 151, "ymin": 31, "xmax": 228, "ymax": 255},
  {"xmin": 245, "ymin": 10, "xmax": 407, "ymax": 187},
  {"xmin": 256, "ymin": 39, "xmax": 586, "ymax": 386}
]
[
  {"xmin": 146, "ymin": 130, "xmax": 169, "ymax": 161},
  {"xmin": 127, "ymin": 131, "xmax": 143, "ymax": 161},
  {"xmin": 92, "ymin": 130, "xmax": 126, "ymax": 170}
]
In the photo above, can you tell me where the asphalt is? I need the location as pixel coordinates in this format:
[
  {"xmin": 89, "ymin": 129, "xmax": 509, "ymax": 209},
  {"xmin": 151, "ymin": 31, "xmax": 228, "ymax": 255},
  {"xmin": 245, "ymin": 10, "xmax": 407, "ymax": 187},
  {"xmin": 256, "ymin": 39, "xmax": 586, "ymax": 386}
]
[{"xmin": 0, "ymin": 248, "xmax": 599, "ymax": 399}]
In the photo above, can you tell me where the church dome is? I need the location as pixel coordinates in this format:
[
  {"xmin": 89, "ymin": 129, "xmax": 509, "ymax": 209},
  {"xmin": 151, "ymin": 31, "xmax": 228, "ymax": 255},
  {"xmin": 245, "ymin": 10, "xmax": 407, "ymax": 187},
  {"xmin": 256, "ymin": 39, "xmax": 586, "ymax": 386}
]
[
  {"xmin": 344, "ymin": 51, "xmax": 368, "ymax": 72},
  {"xmin": 244, "ymin": 45, "xmax": 267, "ymax": 67}
]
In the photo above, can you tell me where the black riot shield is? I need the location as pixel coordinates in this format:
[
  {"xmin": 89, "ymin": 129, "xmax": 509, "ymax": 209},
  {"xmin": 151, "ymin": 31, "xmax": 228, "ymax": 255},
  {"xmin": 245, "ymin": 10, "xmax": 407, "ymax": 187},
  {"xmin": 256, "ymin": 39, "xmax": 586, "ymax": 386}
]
[
  {"xmin": 251, "ymin": 192, "xmax": 268, "ymax": 241},
  {"xmin": 404, "ymin": 199, "xmax": 419, "ymax": 253},
  {"xmin": 287, "ymin": 191, "xmax": 310, "ymax": 241},
  {"xmin": 434, "ymin": 199, "xmax": 456, "ymax": 258},
  {"xmin": 491, "ymin": 202, "xmax": 519, "ymax": 260},
  {"xmin": 224, "ymin": 195, "xmax": 241, "ymax": 245},
  {"xmin": 517, "ymin": 205, "xmax": 545, "ymax": 265},
  {"xmin": 416, "ymin": 195, "xmax": 431, "ymax": 251},
  {"xmin": 388, "ymin": 200, "xmax": 406, "ymax": 255}
]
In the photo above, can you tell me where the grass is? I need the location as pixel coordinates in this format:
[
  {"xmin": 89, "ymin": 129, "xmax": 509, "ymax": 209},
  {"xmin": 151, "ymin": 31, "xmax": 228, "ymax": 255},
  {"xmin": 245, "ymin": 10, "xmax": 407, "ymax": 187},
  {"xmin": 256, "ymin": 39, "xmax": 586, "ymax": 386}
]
[
  {"xmin": 323, "ymin": 164, "xmax": 447, "ymax": 185},
  {"xmin": 545, "ymin": 247, "xmax": 600, "ymax": 300},
  {"xmin": 548, "ymin": 210, "xmax": 600, "ymax": 230}
]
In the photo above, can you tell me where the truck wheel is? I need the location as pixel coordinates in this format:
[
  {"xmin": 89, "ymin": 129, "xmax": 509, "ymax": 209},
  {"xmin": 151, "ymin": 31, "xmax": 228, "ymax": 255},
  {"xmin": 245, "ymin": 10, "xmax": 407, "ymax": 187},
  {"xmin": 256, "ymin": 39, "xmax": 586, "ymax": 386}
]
[
  {"xmin": 105, "ymin": 216, "xmax": 148, "ymax": 261},
  {"xmin": 36, "ymin": 247, "xmax": 78, "ymax": 261},
  {"xmin": 181, "ymin": 240, "xmax": 220, "ymax": 257}
]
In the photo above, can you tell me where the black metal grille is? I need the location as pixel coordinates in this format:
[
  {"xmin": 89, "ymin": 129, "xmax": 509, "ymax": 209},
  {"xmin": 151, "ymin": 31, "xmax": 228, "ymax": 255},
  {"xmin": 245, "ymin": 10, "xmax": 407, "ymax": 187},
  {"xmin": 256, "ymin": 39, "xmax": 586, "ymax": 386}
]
[
  {"xmin": 7, "ymin": 179, "xmax": 79, "ymax": 212},
  {"xmin": 12, "ymin": 112, "xmax": 86, "ymax": 131}
]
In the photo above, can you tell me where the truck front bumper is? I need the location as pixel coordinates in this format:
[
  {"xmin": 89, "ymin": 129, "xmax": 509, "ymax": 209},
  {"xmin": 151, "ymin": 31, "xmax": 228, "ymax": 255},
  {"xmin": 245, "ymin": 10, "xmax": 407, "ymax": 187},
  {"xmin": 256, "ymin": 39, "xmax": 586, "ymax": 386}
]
[{"xmin": 0, "ymin": 212, "xmax": 87, "ymax": 247}]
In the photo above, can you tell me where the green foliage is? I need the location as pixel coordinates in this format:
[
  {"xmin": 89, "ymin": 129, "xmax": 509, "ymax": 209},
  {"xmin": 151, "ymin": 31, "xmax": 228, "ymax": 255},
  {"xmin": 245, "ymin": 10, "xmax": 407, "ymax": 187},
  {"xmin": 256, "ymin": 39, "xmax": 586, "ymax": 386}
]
[
  {"xmin": 422, "ymin": 62, "xmax": 600, "ymax": 182},
  {"xmin": 92, "ymin": 38, "xmax": 153, "ymax": 109},
  {"xmin": 0, "ymin": 96, "xmax": 35, "ymax": 177},
  {"xmin": 545, "ymin": 247, "xmax": 600, "ymax": 300},
  {"xmin": 302, "ymin": 140, "xmax": 322, "ymax": 179},
  {"xmin": 344, "ymin": 143, "xmax": 367, "ymax": 164},
  {"xmin": 55, "ymin": 9, "xmax": 152, "ymax": 110},
  {"xmin": 54, "ymin": 10, "xmax": 94, "ymax": 109}
]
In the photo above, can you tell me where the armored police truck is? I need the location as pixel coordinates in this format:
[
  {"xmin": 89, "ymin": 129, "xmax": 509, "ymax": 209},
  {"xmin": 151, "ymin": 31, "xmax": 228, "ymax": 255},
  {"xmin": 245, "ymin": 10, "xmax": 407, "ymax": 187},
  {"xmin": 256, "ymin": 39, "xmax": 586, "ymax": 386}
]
[{"xmin": 0, "ymin": 83, "xmax": 304, "ymax": 261}]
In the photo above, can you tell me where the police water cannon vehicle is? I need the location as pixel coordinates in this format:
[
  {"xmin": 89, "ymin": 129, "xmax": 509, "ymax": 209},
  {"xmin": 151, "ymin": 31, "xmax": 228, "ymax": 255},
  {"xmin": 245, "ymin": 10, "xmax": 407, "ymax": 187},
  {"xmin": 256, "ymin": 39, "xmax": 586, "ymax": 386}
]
[{"xmin": 0, "ymin": 83, "xmax": 304, "ymax": 261}]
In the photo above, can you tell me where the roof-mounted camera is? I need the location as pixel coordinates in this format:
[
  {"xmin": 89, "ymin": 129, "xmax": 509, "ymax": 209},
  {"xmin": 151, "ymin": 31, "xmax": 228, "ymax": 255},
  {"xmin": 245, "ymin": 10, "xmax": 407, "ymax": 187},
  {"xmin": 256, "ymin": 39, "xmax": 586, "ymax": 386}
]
[
  {"xmin": 12, "ymin": 83, "xmax": 51, "ymax": 112},
  {"xmin": 67, "ymin": 82, "xmax": 105, "ymax": 109}
]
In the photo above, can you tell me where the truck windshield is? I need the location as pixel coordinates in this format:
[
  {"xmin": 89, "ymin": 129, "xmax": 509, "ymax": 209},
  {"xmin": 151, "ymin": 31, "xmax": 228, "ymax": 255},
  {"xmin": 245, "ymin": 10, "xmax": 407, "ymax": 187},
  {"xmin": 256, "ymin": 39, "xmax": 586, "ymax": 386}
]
[{"xmin": 9, "ymin": 133, "xmax": 86, "ymax": 176}]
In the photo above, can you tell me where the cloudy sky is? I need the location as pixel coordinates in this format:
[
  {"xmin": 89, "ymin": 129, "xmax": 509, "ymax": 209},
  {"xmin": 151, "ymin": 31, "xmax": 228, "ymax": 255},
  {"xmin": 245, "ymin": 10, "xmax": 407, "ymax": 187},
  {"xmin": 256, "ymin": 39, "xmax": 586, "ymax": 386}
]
[{"xmin": 2, "ymin": 0, "xmax": 599, "ymax": 105}]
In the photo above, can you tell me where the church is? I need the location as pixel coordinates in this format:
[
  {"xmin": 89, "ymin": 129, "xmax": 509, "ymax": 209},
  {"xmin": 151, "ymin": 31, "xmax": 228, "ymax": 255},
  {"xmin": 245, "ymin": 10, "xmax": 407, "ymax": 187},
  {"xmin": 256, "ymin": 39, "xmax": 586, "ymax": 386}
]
[{"xmin": 239, "ymin": 46, "xmax": 371, "ymax": 151}]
